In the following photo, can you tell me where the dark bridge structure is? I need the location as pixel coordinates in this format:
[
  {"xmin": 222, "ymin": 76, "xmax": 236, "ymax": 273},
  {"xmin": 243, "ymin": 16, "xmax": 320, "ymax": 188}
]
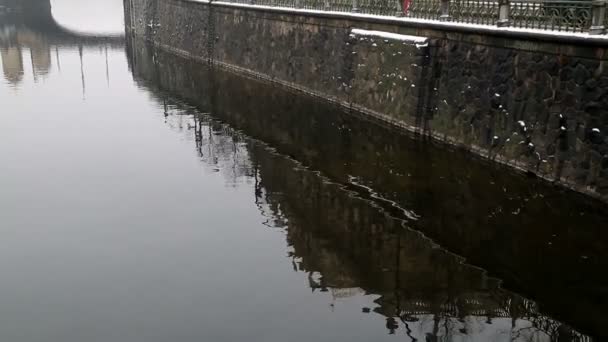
[{"xmin": 0, "ymin": 0, "xmax": 124, "ymax": 46}]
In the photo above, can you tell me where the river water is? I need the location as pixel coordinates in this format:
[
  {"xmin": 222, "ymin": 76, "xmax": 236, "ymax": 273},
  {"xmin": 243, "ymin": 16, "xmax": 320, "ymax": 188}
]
[{"xmin": 1, "ymin": 3, "xmax": 608, "ymax": 341}]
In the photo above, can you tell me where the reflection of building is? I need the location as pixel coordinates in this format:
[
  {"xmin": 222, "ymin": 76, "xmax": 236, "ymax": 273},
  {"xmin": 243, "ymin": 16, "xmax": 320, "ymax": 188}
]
[
  {"xmin": 30, "ymin": 44, "xmax": 51, "ymax": 77},
  {"xmin": 1, "ymin": 46, "xmax": 24, "ymax": 85},
  {"xmin": 16, "ymin": 30, "xmax": 51, "ymax": 77}
]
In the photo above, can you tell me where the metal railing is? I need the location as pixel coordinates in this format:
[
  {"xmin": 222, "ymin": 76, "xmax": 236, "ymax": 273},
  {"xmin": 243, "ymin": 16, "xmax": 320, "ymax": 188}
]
[
  {"xmin": 509, "ymin": 0, "xmax": 594, "ymax": 31},
  {"xmin": 221, "ymin": 0, "xmax": 608, "ymax": 34}
]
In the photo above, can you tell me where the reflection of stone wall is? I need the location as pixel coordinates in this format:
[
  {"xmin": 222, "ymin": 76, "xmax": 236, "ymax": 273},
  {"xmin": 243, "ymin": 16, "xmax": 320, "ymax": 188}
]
[
  {"xmin": 127, "ymin": 39, "xmax": 608, "ymax": 339},
  {"xmin": 126, "ymin": 41, "xmax": 588, "ymax": 340},
  {"xmin": 126, "ymin": 0, "xmax": 608, "ymax": 203},
  {"xmin": 250, "ymin": 143, "xmax": 587, "ymax": 342}
]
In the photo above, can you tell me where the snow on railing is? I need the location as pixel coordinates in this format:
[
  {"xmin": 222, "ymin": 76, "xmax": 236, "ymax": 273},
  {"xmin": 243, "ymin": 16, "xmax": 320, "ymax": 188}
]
[{"xmin": 221, "ymin": 0, "xmax": 608, "ymax": 34}]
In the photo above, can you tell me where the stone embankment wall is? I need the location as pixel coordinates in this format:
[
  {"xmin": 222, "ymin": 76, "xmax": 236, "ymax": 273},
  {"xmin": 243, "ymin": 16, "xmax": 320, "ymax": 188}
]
[{"xmin": 124, "ymin": 0, "xmax": 608, "ymax": 202}]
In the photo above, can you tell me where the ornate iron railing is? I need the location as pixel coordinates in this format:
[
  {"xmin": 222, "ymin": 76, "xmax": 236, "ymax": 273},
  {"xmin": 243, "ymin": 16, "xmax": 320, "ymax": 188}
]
[
  {"xmin": 450, "ymin": 0, "xmax": 499, "ymax": 24},
  {"xmin": 221, "ymin": 0, "xmax": 607, "ymax": 34},
  {"xmin": 407, "ymin": 0, "xmax": 443, "ymax": 19},
  {"xmin": 511, "ymin": 0, "xmax": 593, "ymax": 31},
  {"xmin": 357, "ymin": 0, "xmax": 401, "ymax": 15}
]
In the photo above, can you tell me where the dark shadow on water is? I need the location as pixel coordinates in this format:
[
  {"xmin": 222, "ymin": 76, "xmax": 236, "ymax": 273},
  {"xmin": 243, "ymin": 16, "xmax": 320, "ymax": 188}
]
[{"xmin": 126, "ymin": 37, "xmax": 608, "ymax": 341}]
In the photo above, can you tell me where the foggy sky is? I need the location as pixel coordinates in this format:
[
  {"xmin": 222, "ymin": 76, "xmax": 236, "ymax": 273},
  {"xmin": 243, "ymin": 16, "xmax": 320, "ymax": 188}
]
[{"xmin": 51, "ymin": 0, "xmax": 124, "ymax": 35}]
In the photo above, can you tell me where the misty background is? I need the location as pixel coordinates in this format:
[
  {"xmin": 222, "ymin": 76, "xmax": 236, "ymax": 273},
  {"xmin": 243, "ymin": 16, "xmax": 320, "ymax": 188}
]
[{"xmin": 51, "ymin": 0, "xmax": 124, "ymax": 35}]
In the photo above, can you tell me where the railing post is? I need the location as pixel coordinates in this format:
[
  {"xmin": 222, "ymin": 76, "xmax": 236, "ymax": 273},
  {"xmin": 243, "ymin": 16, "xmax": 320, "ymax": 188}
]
[
  {"xmin": 497, "ymin": 0, "xmax": 511, "ymax": 27},
  {"xmin": 325, "ymin": 0, "xmax": 331, "ymax": 10},
  {"xmin": 590, "ymin": 0, "xmax": 606, "ymax": 34},
  {"xmin": 352, "ymin": 0, "xmax": 359, "ymax": 12},
  {"xmin": 395, "ymin": 4, "xmax": 404, "ymax": 16},
  {"xmin": 440, "ymin": 0, "xmax": 451, "ymax": 20}
]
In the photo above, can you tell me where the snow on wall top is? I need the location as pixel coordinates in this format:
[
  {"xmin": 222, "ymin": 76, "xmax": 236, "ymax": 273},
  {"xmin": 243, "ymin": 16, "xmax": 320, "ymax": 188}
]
[{"xmin": 350, "ymin": 29, "xmax": 428, "ymax": 45}]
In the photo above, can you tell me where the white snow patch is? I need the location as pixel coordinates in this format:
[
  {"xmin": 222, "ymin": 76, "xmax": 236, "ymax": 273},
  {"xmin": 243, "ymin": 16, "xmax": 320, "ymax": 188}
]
[
  {"xmin": 351, "ymin": 29, "xmax": 428, "ymax": 45},
  {"xmin": 592, "ymin": 128, "xmax": 601, "ymax": 133},
  {"xmin": 518, "ymin": 120, "xmax": 526, "ymax": 127}
]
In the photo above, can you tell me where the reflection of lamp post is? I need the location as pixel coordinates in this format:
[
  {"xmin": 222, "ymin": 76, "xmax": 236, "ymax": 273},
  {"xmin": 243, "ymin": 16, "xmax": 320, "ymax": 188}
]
[
  {"xmin": 79, "ymin": 44, "xmax": 85, "ymax": 99},
  {"xmin": 105, "ymin": 45, "xmax": 109, "ymax": 86},
  {"xmin": 55, "ymin": 46, "xmax": 61, "ymax": 72}
]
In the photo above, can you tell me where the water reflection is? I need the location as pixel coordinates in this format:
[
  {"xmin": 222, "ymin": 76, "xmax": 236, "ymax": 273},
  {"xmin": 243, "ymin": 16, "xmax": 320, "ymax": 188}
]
[
  {"xmin": 2, "ymin": 5, "xmax": 608, "ymax": 340},
  {"xmin": 0, "ymin": 25, "xmax": 113, "ymax": 90},
  {"xmin": 152, "ymin": 91, "xmax": 593, "ymax": 342},
  {"xmin": 128, "ymin": 38, "xmax": 608, "ymax": 341},
  {"xmin": 0, "ymin": 45, "xmax": 23, "ymax": 84}
]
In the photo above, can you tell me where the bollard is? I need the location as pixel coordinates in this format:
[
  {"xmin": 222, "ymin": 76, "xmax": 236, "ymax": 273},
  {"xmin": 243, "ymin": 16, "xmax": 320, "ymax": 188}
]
[
  {"xmin": 497, "ymin": 0, "xmax": 511, "ymax": 27},
  {"xmin": 440, "ymin": 0, "xmax": 451, "ymax": 20},
  {"xmin": 590, "ymin": 0, "xmax": 606, "ymax": 34}
]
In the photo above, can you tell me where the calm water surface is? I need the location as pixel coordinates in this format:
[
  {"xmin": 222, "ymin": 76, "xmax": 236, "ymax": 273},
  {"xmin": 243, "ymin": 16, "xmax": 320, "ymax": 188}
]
[{"xmin": 1, "ymin": 3, "xmax": 608, "ymax": 341}]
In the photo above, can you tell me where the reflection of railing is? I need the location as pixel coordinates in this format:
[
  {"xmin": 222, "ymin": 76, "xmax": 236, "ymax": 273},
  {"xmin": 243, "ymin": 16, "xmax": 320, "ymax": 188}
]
[{"xmin": 221, "ymin": 0, "xmax": 608, "ymax": 34}]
